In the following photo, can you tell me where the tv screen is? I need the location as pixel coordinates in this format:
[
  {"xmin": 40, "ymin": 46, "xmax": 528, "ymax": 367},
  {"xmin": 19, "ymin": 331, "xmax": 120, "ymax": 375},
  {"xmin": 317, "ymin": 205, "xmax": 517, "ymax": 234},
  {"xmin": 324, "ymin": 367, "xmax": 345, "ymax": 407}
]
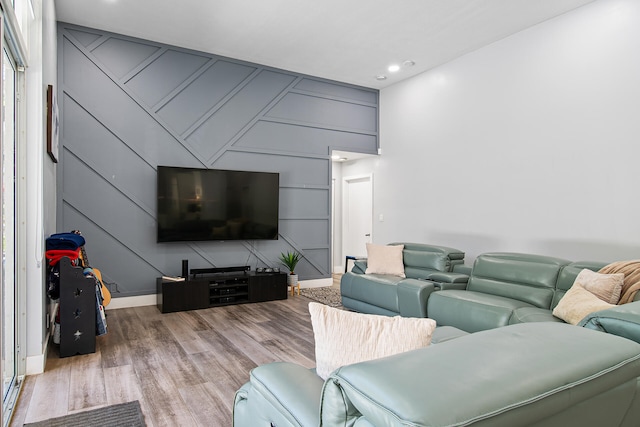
[{"xmin": 157, "ymin": 166, "xmax": 279, "ymax": 242}]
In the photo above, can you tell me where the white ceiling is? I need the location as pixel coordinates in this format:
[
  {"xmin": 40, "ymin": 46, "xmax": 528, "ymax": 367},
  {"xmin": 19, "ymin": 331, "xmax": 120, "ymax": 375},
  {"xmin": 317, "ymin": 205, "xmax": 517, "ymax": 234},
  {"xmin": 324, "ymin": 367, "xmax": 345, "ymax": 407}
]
[{"xmin": 54, "ymin": 0, "xmax": 595, "ymax": 89}]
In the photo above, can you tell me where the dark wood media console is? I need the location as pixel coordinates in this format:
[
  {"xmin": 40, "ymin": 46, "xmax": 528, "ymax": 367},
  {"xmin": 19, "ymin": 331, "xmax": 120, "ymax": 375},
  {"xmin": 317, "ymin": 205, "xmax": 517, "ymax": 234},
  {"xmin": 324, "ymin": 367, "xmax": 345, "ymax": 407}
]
[{"xmin": 156, "ymin": 270, "xmax": 288, "ymax": 313}]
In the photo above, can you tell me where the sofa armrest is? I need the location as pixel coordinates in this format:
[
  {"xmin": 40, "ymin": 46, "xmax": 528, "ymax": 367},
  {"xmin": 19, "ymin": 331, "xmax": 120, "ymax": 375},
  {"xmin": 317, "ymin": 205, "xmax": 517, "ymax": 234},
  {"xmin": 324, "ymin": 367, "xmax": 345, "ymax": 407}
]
[
  {"xmin": 233, "ymin": 382, "xmax": 252, "ymax": 427},
  {"xmin": 352, "ymin": 260, "xmax": 367, "ymax": 274},
  {"xmin": 579, "ymin": 301, "xmax": 640, "ymax": 344},
  {"xmin": 452, "ymin": 264, "xmax": 472, "ymax": 275},
  {"xmin": 397, "ymin": 279, "xmax": 437, "ymax": 317},
  {"xmin": 426, "ymin": 271, "xmax": 469, "ymax": 286},
  {"xmin": 235, "ymin": 362, "xmax": 324, "ymax": 427}
]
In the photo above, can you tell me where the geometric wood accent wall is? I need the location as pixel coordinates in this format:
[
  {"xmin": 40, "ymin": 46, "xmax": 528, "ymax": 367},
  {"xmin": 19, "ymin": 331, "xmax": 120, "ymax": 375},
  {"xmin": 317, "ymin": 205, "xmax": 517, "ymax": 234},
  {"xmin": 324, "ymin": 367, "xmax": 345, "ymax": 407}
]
[{"xmin": 57, "ymin": 23, "xmax": 378, "ymax": 297}]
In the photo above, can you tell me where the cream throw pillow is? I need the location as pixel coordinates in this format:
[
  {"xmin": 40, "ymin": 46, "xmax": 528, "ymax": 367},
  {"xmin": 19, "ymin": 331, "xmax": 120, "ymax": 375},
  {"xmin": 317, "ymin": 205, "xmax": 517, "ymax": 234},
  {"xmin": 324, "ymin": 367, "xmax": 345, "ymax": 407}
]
[
  {"xmin": 573, "ymin": 268, "xmax": 624, "ymax": 304},
  {"xmin": 553, "ymin": 283, "xmax": 615, "ymax": 325},
  {"xmin": 309, "ymin": 302, "xmax": 436, "ymax": 380},
  {"xmin": 365, "ymin": 243, "xmax": 405, "ymax": 277}
]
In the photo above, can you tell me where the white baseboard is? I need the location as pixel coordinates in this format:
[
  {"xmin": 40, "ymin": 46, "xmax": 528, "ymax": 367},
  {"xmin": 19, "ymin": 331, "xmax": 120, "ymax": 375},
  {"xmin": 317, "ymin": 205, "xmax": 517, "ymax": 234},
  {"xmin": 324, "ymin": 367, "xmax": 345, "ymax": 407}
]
[
  {"xmin": 300, "ymin": 278, "xmax": 333, "ymax": 288},
  {"xmin": 26, "ymin": 354, "xmax": 45, "ymax": 375},
  {"xmin": 106, "ymin": 294, "xmax": 157, "ymax": 310},
  {"xmin": 26, "ymin": 337, "xmax": 50, "ymax": 375}
]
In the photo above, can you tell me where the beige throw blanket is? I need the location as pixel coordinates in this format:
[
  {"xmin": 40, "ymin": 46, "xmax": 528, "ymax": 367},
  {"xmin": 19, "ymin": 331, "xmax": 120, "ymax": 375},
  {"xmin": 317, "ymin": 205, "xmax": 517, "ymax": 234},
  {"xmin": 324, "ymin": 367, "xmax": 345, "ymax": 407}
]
[{"xmin": 599, "ymin": 260, "xmax": 640, "ymax": 304}]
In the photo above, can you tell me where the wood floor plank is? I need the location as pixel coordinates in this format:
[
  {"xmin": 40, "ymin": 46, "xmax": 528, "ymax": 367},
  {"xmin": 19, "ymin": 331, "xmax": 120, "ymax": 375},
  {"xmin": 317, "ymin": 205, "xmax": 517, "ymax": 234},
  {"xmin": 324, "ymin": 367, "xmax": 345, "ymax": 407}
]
[
  {"xmin": 178, "ymin": 310, "xmax": 214, "ymax": 331},
  {"xmin": 178, "ymin": 383, "xmax": 231, "ymax": 426},
  {"xmin": 7, "ymin": 373, "xmax": 36, "ymax": 426},
  {"xmin": 116, "ymin": 307, "xmax": 154, "ymax": 341},
  {"xmin": 97, "ymin": 312, "xmax": 133, "ymax": 369},
  {"xmin": 133, "ymin": 304, "xmax": 165, "ymax": 322},
  {"xmin": 218, "ymin": 327, "xmax": 283, "ymax": 367},
  {"xmin": 103, "ymin": 365, "xmax": 155, "ymax": 427},
  {"xmin": 229, "ymin": 301, "xmax": 275, "ymax": 323},
  {"xmin": 164, "ymin": 311, "xmax": 210, "ymax": 344},
  {"xmin": 135, "ymin": 364, "xmax": 198, "ymax": 426},
  {"xmin": 154, "ymin": 340, "xmax": 207, "ymax": 388},
  {"xmin": 188, "ymin": 350, "xmax": 246, "ymax": 392},
  {"xmin": 195, "ymin": 329, "xmax": 258, "ymax": 385},
  {"xmin": 22, "ymin": 357, "xmax": 72, "ymax": 423},
  {"xmin": 67, "ymin": 352, "xmax": 107, "ymax": 412},
  {"xmin": 103, "ymin": 365, "xmax": 143, "ymax": 405},
  {"xmin": 260, "ymin": 337, "xmax": 316, "ymax": 369}
]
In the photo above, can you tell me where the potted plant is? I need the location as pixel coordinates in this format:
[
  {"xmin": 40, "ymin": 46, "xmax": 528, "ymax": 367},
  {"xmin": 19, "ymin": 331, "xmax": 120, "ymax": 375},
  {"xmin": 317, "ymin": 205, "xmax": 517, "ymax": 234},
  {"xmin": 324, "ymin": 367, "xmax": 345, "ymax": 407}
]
[{"xmin": 279, "ymin": 251, "xmax": 302, "ymax": 286}]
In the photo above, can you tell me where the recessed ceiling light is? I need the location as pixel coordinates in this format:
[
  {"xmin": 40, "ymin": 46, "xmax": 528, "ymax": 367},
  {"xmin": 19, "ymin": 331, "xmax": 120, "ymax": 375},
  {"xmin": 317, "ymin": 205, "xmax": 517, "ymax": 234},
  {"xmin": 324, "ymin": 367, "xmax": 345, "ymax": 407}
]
[
  {"xmin": 388, "ymin": 64, "xmax": 400, "ymax": 73},
  {"xmin": 375, "ymin": 75, "xmax": 387, "ymax": 80},
  {"xmin": 403, "ymin": 60, "xmax": 415, "ymax": 67}
]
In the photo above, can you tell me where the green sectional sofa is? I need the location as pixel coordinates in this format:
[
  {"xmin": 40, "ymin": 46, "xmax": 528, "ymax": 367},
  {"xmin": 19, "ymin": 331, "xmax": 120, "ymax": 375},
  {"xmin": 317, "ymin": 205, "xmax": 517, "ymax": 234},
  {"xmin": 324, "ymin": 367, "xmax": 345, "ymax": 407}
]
[
  {"xmin": 233, "ymin": 248, "xmax": 640, "ymax": 426},
  {"xmin": 342, "ymin": 248, "xmax": 640, "ymax": 343}
]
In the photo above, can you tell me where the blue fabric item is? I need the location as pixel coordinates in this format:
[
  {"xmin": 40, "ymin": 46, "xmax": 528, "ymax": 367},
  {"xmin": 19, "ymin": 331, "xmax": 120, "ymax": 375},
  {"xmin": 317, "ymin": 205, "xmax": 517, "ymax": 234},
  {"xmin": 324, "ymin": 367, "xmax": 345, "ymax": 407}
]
[
  {"xmin": 46, "ymin": 232, "xmax": 86, "ymax": 250},
  {"xmin": 95, "ymin": 288, "xmax": 108, "ymax": 336}
]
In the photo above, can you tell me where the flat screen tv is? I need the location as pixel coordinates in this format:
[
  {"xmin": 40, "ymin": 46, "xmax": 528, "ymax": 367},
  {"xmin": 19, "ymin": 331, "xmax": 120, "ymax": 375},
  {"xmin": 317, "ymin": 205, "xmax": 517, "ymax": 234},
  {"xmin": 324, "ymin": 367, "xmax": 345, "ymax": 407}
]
[{"xmin": 157, "ymin": 166, "xmax": 279, "ymax": 242}]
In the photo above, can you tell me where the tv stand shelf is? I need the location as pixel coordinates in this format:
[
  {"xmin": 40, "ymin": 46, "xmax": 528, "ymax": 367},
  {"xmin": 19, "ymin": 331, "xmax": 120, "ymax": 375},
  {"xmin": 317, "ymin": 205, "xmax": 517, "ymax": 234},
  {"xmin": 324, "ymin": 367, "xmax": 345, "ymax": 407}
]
[
  {"xmin": 209, "ymin": 275, "xmax": 249, "ymax": 306},
  {"xmin": 157, "ymin": 271, "xmax": 287, "ymax": 313}
]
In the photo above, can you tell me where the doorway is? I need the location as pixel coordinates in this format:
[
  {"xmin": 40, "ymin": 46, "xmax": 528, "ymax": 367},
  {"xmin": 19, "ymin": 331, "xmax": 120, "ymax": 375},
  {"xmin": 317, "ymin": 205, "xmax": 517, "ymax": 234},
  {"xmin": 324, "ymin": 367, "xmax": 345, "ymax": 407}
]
[{"xmin": 342, "ymin": 174, "xmax": 373, "ymax": 269}]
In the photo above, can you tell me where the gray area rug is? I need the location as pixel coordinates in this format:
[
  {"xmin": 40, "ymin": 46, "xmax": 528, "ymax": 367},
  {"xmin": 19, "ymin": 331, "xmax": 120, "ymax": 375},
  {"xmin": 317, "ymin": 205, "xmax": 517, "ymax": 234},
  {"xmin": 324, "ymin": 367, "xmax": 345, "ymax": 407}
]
[
  {"xmin": 301, "ymin": 286, "xmax": 343, "ymax": 308},
  {"xmin": 24, "ymin": 401, "xmax": 145, "ymax": 427}
]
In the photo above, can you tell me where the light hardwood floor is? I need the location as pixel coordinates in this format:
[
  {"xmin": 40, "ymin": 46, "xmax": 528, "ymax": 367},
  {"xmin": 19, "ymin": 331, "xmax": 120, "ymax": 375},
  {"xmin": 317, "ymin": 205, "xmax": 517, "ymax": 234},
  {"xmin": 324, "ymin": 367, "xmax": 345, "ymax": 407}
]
[{"xmin": 10, "ymin": 294, "xmax": 321, "ymax": 426}]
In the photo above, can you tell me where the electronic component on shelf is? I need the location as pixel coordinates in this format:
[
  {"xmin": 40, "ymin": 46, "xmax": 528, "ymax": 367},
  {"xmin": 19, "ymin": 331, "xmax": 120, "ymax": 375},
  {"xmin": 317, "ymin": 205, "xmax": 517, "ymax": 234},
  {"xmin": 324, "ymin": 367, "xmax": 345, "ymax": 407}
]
[
  {"xmin": 162, "ymin": 276, "xmax": 185, "ymax": 282},
  {"xmin": 190, "ymin": 266, "xmax": 250, "ymax": 277}
]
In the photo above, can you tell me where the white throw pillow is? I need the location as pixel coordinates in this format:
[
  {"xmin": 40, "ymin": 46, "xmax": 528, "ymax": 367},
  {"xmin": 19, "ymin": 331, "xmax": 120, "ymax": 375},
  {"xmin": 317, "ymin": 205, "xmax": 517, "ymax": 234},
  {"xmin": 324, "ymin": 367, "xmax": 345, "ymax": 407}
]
[
  {"xmin": 308, "ymin": 302, "xmax": 436, "ymax": 380},
  {"xmin": 365, "ymin": 243, "xmax": 406, "ymax": 277},
  {"xmin": 573, "ymin": 268, "xmax": 624, "ymax": 304},
  {"xmin": 553, "ymin": 283, "xmax": 615, "ymax": 325}
]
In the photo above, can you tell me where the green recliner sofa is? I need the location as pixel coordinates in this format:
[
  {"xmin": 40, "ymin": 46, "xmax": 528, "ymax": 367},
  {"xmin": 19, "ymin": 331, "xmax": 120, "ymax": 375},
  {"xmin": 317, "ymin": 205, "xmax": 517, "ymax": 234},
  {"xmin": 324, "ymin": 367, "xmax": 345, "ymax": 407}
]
[
  {"xmin": 340, "ymin": 242, "xmax": 468, "ymax": 317},
  {"xmin": 233, "ymin": 322, "xmax": 640, "ymax": 426}
]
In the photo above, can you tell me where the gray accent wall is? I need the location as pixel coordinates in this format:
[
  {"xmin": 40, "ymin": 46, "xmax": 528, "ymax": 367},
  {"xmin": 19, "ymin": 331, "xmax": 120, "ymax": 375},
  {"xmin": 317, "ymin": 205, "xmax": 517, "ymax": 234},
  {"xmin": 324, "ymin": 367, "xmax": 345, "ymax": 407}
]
[{"xmin": 57, "ymin": 23, "xmax": 378, "ymax": 297}]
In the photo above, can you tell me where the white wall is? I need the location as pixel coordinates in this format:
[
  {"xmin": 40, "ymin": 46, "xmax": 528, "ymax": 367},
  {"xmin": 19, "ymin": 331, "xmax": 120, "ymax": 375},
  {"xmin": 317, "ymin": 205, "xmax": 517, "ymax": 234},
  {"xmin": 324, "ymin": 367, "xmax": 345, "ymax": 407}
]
[
  {"xmin": 343, "ymin": 0, "xmax": 640, "ymax": 264},
  {"xmin": 25, "ymin": 0, "xmax": 57, "ymax": 374},
  {"xmin": 42, "ymin": 2, "xmax": 57, "ymax": 238}
]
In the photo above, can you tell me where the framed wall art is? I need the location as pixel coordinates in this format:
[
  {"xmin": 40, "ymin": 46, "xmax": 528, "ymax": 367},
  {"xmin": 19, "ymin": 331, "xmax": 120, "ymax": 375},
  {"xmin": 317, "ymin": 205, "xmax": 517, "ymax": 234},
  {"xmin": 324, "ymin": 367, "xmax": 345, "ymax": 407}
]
[{"xmin": 46, "ymin": 84, "xmax": 59, "ymax": 163}]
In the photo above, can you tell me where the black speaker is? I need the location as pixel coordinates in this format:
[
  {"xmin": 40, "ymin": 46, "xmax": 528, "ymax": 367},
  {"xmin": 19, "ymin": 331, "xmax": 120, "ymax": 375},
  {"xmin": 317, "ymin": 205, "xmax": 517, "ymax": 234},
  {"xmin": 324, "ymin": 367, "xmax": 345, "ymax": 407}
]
[{"xmin": 181, "ymin": 259, "xmax": 189, "ymax": 278}]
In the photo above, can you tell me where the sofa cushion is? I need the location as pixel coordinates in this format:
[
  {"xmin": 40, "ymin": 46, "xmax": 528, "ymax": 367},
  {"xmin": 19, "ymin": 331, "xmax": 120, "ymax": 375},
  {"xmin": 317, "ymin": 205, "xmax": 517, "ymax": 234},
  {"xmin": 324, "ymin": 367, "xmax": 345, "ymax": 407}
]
[
  {"xmin": 467, "ymin": 253, "xmax": 570, "ymax": 309},
  {"xmin": 553, "ymin": 283, "xmax": 615, "ymax": 325},
  {"xmin": 431, "ymin": 326, "xmax": 469, "ymax": 344},
  {"xmin": 574, "ymin": 268, "xmax": 624, "ymax": 304},
  {"xmin": 599, "ymin": 260, "xmax": 640, "ymax": 304},
  {"xmin": 365, "ymin": 243, "xmax": 405, "ymax": 277},
  {"xmin": 509, "ymin": 307, "xmax": 564, "ymax": 325},
  {"xmin": 403, "ymin": 250, "xmax": 450, "ymax": 273},
  {"xmin": 391, "ymin": 242, "xmax": 466, "ymax": 277},
  {"xmin": 551, "ymin": 261, "xmax": 607, "ymax": 309},
  {"xmin": 427, "ymin": 290, "xmax": 533, "ymax": 333},
  {"xmin": 308, "ymin": 302, "xmax": 436, "ymax": 380}
]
